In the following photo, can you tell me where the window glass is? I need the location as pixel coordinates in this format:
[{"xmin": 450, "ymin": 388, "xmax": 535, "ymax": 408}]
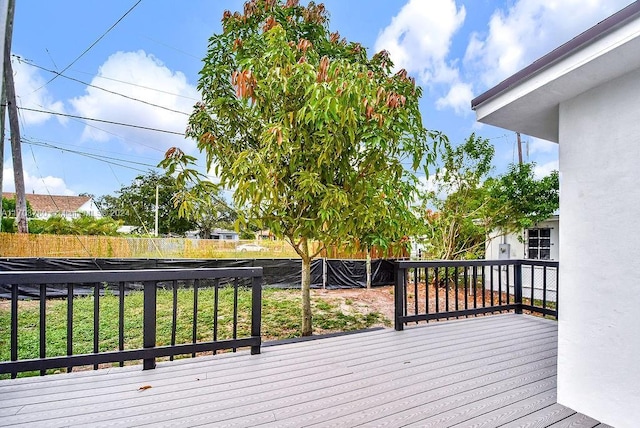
[{"xmin": 527, "ymin": 228, "xmax": 552, "ymax": 260}]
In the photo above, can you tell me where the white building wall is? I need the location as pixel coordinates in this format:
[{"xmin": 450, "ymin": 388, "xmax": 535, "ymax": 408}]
[
  {"xmin": 485, "ymin": 218, "xmax": 559, "ymax": 261},
  {"xmin": 78, "ymin": 200, "xmax": 102, "ymax": 219},
  {"xmin": 557, "ymin": 67, "xmax": 640, "ymax": 426},
  {"xmin": 485, "ymin": 219, "xmax": 559, "ymax": 302}
]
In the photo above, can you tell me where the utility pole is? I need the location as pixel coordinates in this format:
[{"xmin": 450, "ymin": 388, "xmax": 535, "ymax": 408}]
[
  {"xmin": 516, "ymin": 132, "xmax": 523, "ymax": 165},
  {"xmin": 4, "ymin": 0, "xmax": 27, "ymax": 233},
  {"xmin": 0, "ymin": 0, "xmax": 9, "ymax": 231}
]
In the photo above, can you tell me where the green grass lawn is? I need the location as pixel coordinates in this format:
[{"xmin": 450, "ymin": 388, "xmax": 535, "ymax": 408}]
[{"xmin": 0, "ymin": 287, "xmax": 388, "ymax": 378}]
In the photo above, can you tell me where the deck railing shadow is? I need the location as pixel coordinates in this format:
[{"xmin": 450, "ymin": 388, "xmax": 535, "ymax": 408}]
[
  {"xmin": 394, "ymin": 259, "xmax": 558, "ymax": 330},
  {"xmin": 0, "ymin": 267, "xmax": 262, "ymax": 379}
]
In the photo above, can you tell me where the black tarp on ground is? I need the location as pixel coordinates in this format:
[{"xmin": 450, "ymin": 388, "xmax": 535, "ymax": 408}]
[{"xmin": 0, "ymin": 258, "xmax": 395, "ymax": 298}]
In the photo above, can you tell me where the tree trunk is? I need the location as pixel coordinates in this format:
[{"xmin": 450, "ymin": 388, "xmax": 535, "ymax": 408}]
[
  {"xmin": 365, "ymin": 247, "xmax": 372, "ymax": 289},
  {"xmin": 300, "ymin": 238, "xmax": 312, "ymax": 336}
]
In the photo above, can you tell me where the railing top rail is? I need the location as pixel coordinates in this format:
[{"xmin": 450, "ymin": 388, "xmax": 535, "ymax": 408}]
[
  {"xmin": 394, "ymin": 259, "xmax": 558, "ymax": 268},
  {"xmin": 0, "ymin": 267, "xmax": 264, "ymax": 285},
  {"xmin": 519, "ymin": 260, "xmax": 559, "ymax": 268}
]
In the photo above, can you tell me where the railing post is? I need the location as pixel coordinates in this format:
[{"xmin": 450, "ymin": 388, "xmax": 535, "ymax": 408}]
[
  {"xmin": 514, "ymin": 261, "xmax": 523, "ymax": 314},
  {"xmin": 555, "ymin": 264, "xmax": 560, "ymax": 320},
  {"xmin": 251, "ymin": 275, "xmax": 262, "ymax": 355},
  {"xmin": 143, "ymin": 281, "xmax": 157, "ymax": 370},
  {"xmin": 394, "ymin": 263, "xmax": 405, "ymax": 331},
  {"xmin": 11, "ymin": 283, "xmax": 18, "ymax": 379}
]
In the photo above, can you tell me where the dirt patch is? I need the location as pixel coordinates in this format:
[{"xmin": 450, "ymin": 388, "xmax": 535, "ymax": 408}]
[
  {"xmin": 312, "ymin": 286, "xmax": 396, "ymax": 326},
  {"xmin": 311, "ymin": 283, "xmax": 509, "ymax": 328}
]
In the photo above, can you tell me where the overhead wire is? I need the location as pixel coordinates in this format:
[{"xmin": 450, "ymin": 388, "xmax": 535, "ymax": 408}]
[
  {"xmin": 104, "ymin": 163, "xmax": 165, "ymax": 257},
  {"xmin": 64, "ymin": 115, "xmax": 166, "ymax": 153},
  {"xmin": 17, "ymin": 56, "xmax": 190, "ymax": 116},
  {"xmin": 22, "ymin": 137, "xmax": 154, "ymax": 173},
  {"xmin": 20, "ymin": 135, "xmax": 161, "ymax": 162},
  {"xmin": 138, "ymin": 34, "xmax": 201, "ymax": 60},
  {"xmin": 12, "ymin": 60, "xmax": 169, "ymax": 154},
  {"xmin": 18, "ymin": 131, "xmax": 164, "ymax": 257},
  {"xmin": 16, "ymin": 106, "xmax": 186, "ymax": 136},
  {"xmin": 16, "ymin": 109, "xmax": 96, "ymax": 258},
  {"xmin": 72, "ymin": 69, "xmax": 199, "ymax": 101},
  {"xmin": 33, "ymin": 0, "xmax": 144, "ymax": 92}
]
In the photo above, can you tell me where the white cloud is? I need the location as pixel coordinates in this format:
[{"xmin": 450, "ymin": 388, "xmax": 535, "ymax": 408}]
[
  {"xmin": 3, "ymin": 166, "xmax": 75, "ymax": 195},
  {"xmin": 436, "ymin": 82, "xmax": 474, "ymax": 115},
  {"xmin": 528, "ymin": 137, "xmax": 558, "ymax": 155},
  {"xmin": 534, "ymin": 160, "xmax": 559, "ymax": 179},
  {"xmin": 69, "ymin": 50, "xmax": 199, "ymax": 153},
  {"xmin": 416, "ymin": 169, "xmax": 456, "ymax": 202},
  {"xmin": 375, "ymin": 0, "xmax": 465, "ymax": 83},
  {"xmin": 464, "ymin": 0, "xmax": 633, "ymax": 88},
  {"xmin": 12, "ymin": 56, "xmax": 67, "ymax": 126},
  {"xmin": 375, "ymin": 0, "xmax": 472, "ymax": 115}
]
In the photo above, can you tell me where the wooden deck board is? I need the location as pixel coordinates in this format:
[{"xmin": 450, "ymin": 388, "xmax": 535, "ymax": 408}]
[
  {"xmin": 0, "ymin": 314, "xmax": 602, "ymax": 427},
  {"xmin": 498, "ymin": 403, "xmax": 578, "ymax": 427},
  {"xmin": 546, "ymin": 412, "xmax": 601, "ymax": 427}
]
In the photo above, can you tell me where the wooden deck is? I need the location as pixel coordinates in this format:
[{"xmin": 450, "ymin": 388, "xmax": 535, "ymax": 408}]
[{"xmin": 0, "ymin": 314, "xmax": 607, "ymax": 427}]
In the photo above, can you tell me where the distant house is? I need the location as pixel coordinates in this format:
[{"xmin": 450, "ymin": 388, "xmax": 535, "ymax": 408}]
[
  {"xmin": 2, "ymin": 193, "xmax": 102, "ymax": 220},
  {"xmin": 255, "ymin": 229, "xmax": 276, "ymax": 240},
  {"xmin": 209, "ymin": 229, "xmax": 239, "ymax": 240}
]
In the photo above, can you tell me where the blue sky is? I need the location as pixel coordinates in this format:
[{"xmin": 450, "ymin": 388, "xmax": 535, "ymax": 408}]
[{"xmin": 6, "ymin": 0, "xmax": 634, "ymax": 198}]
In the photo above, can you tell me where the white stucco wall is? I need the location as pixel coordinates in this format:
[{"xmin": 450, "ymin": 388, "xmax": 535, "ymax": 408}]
[
  {"xmin": 485, "ymin": 219, "xmax": 559, "ymax": 303},
  {"xmin": 485, "ymin": 218, "xmax": 559, "ymax": 261},
  {"xmin": 557, "ymin": 67, "xmax": 640, "ymax": 427}
]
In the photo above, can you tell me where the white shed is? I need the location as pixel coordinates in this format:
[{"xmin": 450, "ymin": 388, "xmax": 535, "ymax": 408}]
[{"xmin": 472, "ymin": 3, "xmax": 640, "ymax": 426}]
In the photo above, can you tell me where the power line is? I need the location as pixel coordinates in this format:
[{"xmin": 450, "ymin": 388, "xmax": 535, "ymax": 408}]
[
  {"xmin": 33, "ymin": 0, "xmax": 143, "ymax": 92},
  {"xmin": 26, "ymin": 142, "xmax": 97, "ymax": 258},
  {"xmin": 19, "ymin": 134, "xmax": 160, "ymax": 162},
  {"xmin": 17, "ymin": 56, "xmax": 189, "ymax": 116},
  {"xmin": 63, "ymin": 113, "xmax": 165, "ymax": 153},
  {"xmin": 73, "ymin": 69, "xmax": 199, "ymax": 101},
  {"xmin": 16, "ymin": 106, "xmax": 185, "ymax": 136},
  {"xmin": 138, "ymin": 33, "xmax": 201, "ymax": 60},
  {"xmin": 22, "ymin": 137, "xmax": 154, "ymax": 172},
  {"xmin": 23, "ymin": 137, "xmax": 159, "ymax": 170}
]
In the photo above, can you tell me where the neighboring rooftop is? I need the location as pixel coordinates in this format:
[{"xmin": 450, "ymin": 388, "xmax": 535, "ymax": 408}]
[{"xmin": 2, "ymin": 192, "xmax": 92, "ymax": 215}]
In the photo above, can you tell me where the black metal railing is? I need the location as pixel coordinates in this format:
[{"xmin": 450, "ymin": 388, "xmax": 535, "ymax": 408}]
[
  {"xmin": 394, "ymin": 259, "xmax": 558, "ymax": 330},
  {"xmin": 0, "ymin": 267, "xmax": 262, "ymax": 378}
]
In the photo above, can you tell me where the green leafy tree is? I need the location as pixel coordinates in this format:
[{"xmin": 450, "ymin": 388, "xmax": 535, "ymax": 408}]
[
  {"xmin": 422, "ymin": 134, "xmax": 494, "ymax": 259},
  {"xmin": 162, "ymin": 0, "xmax": 443, "ymax": 335},
  {"xmin": 28, "ymin": 215, "xmax": 122, "ymax": 236},
  {"xmin": 422, "ymin": 135, "xmax": 559, "ymax": 259},
  {"xmin": 486, "ymin": 163, "xmax": 559, "ymax": 234},
  {"xmin": 1, "ymin": 197, "xmax": 33, "ymax": 232},
  {"xmin": 171, "ymin": 185, "xmax": 238, "ymax": 238},
  {"xmin": 2, "ymin": 196, "xmax": 33, "ymax": 218},
  {"xmin": 100, "ymin": 171, "xmax": 195, "ymax": 235}
]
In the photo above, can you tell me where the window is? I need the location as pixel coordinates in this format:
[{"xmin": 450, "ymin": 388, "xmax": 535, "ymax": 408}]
[{"xmin": 527, "ymin": 228, "xmax": 551, "ymax": 260}]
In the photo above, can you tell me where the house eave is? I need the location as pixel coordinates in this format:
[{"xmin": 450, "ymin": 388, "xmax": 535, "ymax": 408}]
[{"xmin": 471, "ymin": 2, "xmax": 640, "ymax": 143}]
